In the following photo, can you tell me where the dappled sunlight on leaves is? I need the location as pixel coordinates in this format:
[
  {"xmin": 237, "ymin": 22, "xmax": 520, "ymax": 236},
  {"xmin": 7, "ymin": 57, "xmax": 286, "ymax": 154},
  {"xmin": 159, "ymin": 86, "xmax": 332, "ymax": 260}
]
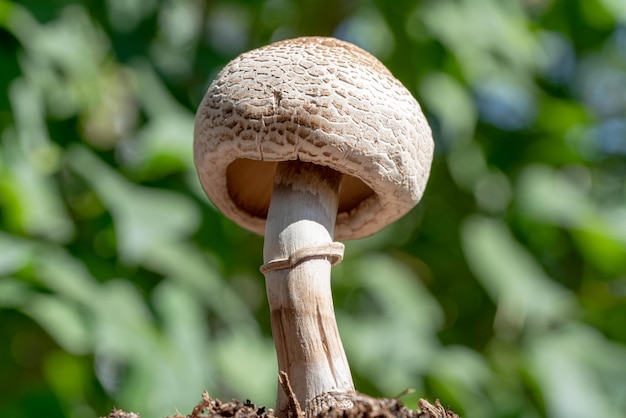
[
  {"xmin": 1, "ymin": 0, "xmax": 626, "ymax": 417},
  {"xmin": 67, "ymin": 145, "xmax": 200, "ymax": 264},
  {"xmin": 462, "ymin": 216, "xmax": 577, "ymax": 335},
  {"xmin": 526, "ymin": 324, "xmax": 626, "ymax": 417},
  {"xmin": 337, "ymin": 254, "xmax": 442, "ymax": 393}
]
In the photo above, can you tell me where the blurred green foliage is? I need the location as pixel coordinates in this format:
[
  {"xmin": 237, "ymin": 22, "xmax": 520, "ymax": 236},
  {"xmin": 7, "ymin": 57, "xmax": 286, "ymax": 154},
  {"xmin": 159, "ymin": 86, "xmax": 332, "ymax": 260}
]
[{"xmin": 1, "ymin": 0, "xmax": 625, "ymax": 417}]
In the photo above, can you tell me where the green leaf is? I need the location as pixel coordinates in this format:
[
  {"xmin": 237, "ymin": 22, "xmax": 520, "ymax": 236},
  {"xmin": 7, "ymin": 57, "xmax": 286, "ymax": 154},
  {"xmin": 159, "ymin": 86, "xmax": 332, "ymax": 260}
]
[
  {"xmin": 1, "ymin": 79, "xmax": 73, "ymax": 242},
  {"xmin": 526, "ymin": 324, "xmax": 626, "ymax": 418},
  {"xmin": 420, "ymin": 72, "xmax": 477, "ymax": 145},
  {"xmin": 67, "ymin": 145, "xmax": 200, "ymax": 264},
  {"xmin": 517, "ymin": 164, "xmax": 626, "ymax": 274},
  {"xmin": 0, "ymin": 278, "xmax": 32, "ymax": 308},
  {"xmin": 0, "ymin": 232, "xmax": 33, "ymax": 276},
  {"xmin": 145, "ymin": 241, "xmax": 259, "ymax": 330},
  {"xmin": 461, "ymin": 216, "xmax": 577, "ymax": 334},
  {"xmin": 122, "ymin": 61, "xmax": 195, "ymax": 178},
  {"xmin": 338, "ymin": 254, "xmax": 443, "ymax": 393},
  {"xmin": 23, "ymin": 294, "xmax": 91, "ymax": 354}
]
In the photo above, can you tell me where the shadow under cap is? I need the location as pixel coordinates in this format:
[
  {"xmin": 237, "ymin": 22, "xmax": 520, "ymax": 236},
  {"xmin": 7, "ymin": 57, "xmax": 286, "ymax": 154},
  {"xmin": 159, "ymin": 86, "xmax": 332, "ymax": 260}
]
[{"xmin": 227, "ymin": 159, "xmax": 375, "ymax": 220}]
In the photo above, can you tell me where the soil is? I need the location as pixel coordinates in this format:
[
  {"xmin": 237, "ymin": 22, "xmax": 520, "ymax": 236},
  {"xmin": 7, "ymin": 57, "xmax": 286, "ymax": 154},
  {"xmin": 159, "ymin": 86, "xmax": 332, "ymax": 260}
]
[{"xmin": 104, "ymin": 391, "xmax": 460, "ymax": 418}]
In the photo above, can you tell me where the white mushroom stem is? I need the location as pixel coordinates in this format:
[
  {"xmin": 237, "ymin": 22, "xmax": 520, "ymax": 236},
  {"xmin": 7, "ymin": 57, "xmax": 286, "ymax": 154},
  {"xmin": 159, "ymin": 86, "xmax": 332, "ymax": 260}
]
[{"xmin": 263, "ymin": 161, "xmax": 354, "ymax": 415}]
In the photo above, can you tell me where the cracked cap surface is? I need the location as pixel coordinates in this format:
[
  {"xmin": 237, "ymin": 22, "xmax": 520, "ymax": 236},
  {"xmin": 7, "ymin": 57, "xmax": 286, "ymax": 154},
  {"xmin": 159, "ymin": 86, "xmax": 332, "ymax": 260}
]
[{"xmin": 194, "ymin": 36, "xmax": 434, "ymax": 240}]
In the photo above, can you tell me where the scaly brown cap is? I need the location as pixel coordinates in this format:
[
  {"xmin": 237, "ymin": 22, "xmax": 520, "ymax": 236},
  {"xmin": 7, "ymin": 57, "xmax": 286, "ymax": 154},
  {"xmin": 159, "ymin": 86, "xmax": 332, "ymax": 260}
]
[{"xmin": 194, "ymin": 37, "xmax": 434, "ymax": 240}]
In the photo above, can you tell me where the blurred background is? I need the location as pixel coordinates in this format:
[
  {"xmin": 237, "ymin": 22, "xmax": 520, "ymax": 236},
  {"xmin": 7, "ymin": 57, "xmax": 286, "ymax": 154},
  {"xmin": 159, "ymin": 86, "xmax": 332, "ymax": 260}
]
[{"xmin": 1, "ymin": 0, "xmax": 625, "ymax": 417}]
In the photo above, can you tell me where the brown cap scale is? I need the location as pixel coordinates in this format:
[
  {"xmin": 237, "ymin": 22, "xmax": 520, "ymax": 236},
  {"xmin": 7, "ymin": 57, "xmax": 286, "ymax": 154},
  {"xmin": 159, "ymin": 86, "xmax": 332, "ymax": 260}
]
[{"xmin": 194, "ymin": 37, "xmax": 434, "ymax": 416}]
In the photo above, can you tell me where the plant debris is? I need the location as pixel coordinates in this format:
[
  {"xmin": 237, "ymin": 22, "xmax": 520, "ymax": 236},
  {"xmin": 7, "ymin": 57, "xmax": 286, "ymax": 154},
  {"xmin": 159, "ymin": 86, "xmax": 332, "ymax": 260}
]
[
  {"xmin": 106, "ymin": 409, "xmax": 141, "ymax": 418},
  {"xmin": 103, "ymin": 391, "xmax": 459, "ymax": 418}
]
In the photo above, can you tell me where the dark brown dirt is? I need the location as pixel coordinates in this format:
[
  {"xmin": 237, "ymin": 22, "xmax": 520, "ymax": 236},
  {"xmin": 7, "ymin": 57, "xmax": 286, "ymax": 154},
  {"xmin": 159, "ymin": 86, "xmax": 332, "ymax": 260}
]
[{"xmin": 104, "ymin": 391, "xmax": 459, "ymax": 418}]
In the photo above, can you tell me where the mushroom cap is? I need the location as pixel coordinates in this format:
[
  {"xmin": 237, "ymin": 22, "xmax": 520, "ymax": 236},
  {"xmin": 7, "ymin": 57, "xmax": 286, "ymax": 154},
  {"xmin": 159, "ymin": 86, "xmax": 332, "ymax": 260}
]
[{"xmin": 194, "ymin": 37, "xmax": 434, "ymax": 240}]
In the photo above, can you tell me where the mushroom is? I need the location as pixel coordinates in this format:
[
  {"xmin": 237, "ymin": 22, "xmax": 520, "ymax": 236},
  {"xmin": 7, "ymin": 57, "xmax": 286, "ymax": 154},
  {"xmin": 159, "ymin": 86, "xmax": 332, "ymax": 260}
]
[{"xmin": 194, "ymin": 37, "xmax": 433, "ymax": 416}]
